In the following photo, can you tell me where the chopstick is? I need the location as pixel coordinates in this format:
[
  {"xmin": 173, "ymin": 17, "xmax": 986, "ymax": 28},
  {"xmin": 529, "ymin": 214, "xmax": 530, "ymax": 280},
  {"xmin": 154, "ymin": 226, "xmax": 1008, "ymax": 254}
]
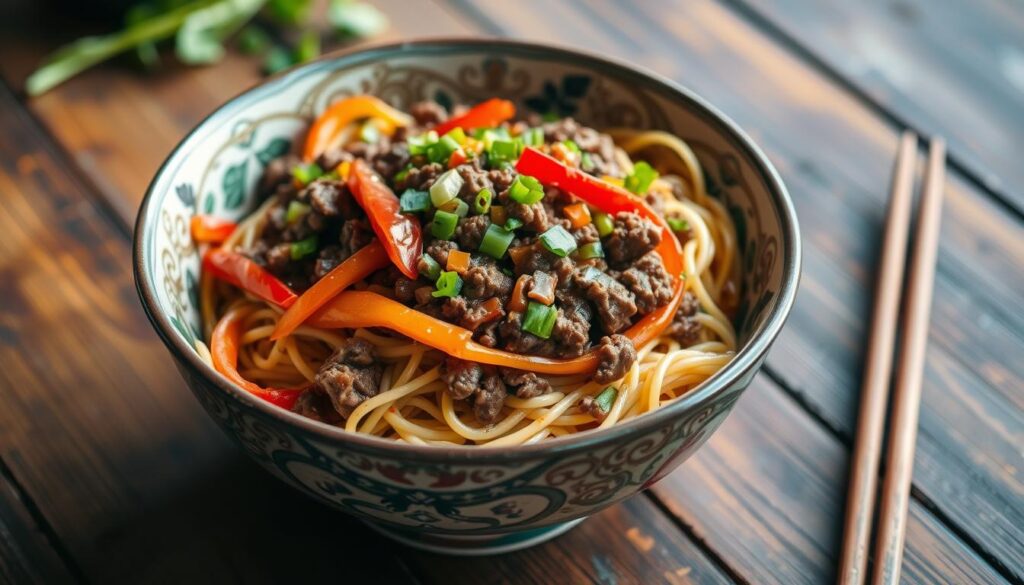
[
  {"xmin": 836, "ymin": 133, "xmax": 946, "ymax": 585},
  {"xmin": 870, "ymin": 138, "xmax": 945, "ymax": 585}
]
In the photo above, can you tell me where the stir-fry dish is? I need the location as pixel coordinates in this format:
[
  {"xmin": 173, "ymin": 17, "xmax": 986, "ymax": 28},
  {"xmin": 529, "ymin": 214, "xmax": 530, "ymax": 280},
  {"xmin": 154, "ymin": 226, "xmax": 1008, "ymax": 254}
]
[{"xmin": 194, "ymin": 96, "xmax": 740, "ymax": 446}]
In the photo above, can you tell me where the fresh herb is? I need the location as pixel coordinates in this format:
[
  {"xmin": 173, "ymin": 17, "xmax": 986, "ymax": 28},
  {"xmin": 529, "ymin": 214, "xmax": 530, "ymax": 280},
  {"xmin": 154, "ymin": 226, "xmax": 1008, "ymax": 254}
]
[
  {"xmin": 419, "ymin": 253, "xmax": 442, "ymax": 281},
  {"xmin": 285, "ymin": 200, "xmax": 311, "ymax": 223},
  {"xmin": 503, "ymin": 217, "xmax": 523, "ymax": 231},
  {"xmin": 624, "ymin": 161, "xmax": 658, "ymax": 195},
  {"xmin": 431, "ymin": 210, "xmax": 459, "ymax": 240},
  {"xmin": 329, "ymin": 0, "xmax": 388, "ymax": 40},
  {"xmin": 578, "ymin": 241, "xmax": 604, "ymax": 259},
  {"xmin": 427, "ymin": 135, "xmax": 461, "ymax": 165},
  {"xmin": 439, "ymin": 198, "xmax": 469, "ymax": 218},
  {"xmin": 508, "ymin": 174, "xmax": 544, "ymax": 204},
  {"xmin": 667, "ymin": 217, "xmax": 690, "ymax": 232},
  {"xmin": 593, "ymin": 386, "xmax": 618, "ymax": 414},
  {"xmin": 539, "ymin": 225, "xmax": 577, "ymax": 257},
  {"xmin": 430, "ymin": 169, "xmax": 464, "ymax": 207},
  {"xmin": 291, "ymin": 162, "xmax": 323, "ymax": 186},
  {"xmin": 399, "ymin": 189, "xmax": 431, "ymax": 214},
  {"xmin": 479, "ymin": 224, "xmax": 515, "ymax": 259},
  {"xmin": 488, "ymin": 138, "xmax": 523, "ymax": 167},
  {"xmin": 473, "ymin": 188, "xmax": 492, "ymax": 215},
  {"xmin": 432, "ymin": 271, "xmax": 463, "ymax": 298},
  {"xmin": 392, "ymin": 163, "xmax": 414, "ymax": 185},
  {"xmin": 237, "ymin": 25, "xmax": 270, "ymax": 54},
  {"xmin": 593, "ymin": 212, "xmax": 614, "ymax": 237},
  {"xmin": 522, "ymin": 301, "xmax": 557, "ymax": 339},
  {"xmin": 290, "ymin": 234, "xmax": 318, "ymax": 260},
  {"xmin": 263, "ymin": 45, "xmax": 293, "ymax": 74}
]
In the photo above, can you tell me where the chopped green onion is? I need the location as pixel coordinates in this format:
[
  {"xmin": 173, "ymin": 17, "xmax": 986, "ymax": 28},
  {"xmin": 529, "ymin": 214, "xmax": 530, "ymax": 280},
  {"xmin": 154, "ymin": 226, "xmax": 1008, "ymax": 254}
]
[
  {"xmin": 430, "ymin": 169, "xmax": 464, "ymax": 207},
  {"xmin": 474, "ymin": 188, "xmax": 493, "ymax": 215},
  {"xmin": 503, "ymin": 217, "xmax": 523, "ymax": 231},
  {"xmin": 581, "ymin": 152, "xmax": 594, "ymax": 171},
  {"xmin": 286, "ymin": 201, "xmax": 311, "ymax": 224},
  {"xmin": 563, "ymin": 139, "xmax": 580, "ymax": 153},
  {"xmin": 479, "ymin": 224, "xmax": 515, "ymax": 259},
  {"xmin": 488, "ymin": 138, "xmax": 523, "ymax": 166},
  {"xmin": 290, "ymin": 235, "xmax": 318, "ymax": 260},
  {"xmin": 593, "ymin": 386, "xmax": 618, "ymax": 413},
  {"xmin": 399, "ymin": 190, "xmax": 431, "ymax": 214},
  {"xmin": 393, "ymin": 163, "xmax": 414, "ymax": 184},
  {"xmin": 667, "ymin": 217, "xmax": 690, "ymax": 232},
  {"xmin": 431, "ymin": 210, "xmax": 459, "ymax": 240},
  {"xmin": 522, "ymin": 301, "xmax": 558, "ymax": 339},
  {"xmin": 292, "ymin": 162, "xmax": 323, "ymax": 186},
  {"xmin": 444, "ymin": 127, "xmax": 467, "ymax": 145},
  {"xmin": 440, "ymin": 198, "xmax": 469, "ymax": 217},
  {"xmin": 624, "ymin": 161, "xmax": 658, "ymax": 194},
  {"xmin": 427, "ymin": 135, "xmax": 460, "ymax": 164},
  {"xmin": 578, "ymin": 241, "xmax": 604, "ymax": 259},
  {"xmin": 359, "ymin": 120, "xmax": 380, "ymax": 144},
  {"xmin": 593, "ymin": 212, "xmax": 615, "ymax": 237},
  {"xmin": 432, "ymin": 271, "xmax": 463, "ymax": 298},
  {"xmin": 539, "ymin": 225, "xmax": 577, "ymax": 257},
  {"xmin": 408, "ymin": 131, "xmax": 439, "ymax": 156},
  {"xmin": 508, "ymin": 174, "xmax": 544, "ymax": 204},
  {"xmin": 419, "ymin": 254, "xmax": 442, "ymax": 281},
  {"xmin": 524, "ymin": 127, "xmax": 545, "ymax": 147}
]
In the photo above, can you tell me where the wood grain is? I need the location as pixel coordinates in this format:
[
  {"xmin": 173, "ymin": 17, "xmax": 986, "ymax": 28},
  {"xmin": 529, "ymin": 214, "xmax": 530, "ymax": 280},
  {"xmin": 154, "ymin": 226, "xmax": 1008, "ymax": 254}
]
[
  {"xmin": 0, "ymin": 466, "xmax": 77, "ymax": 585},
  {"xmin": 732, "ymin": 0, "xmax": 1024, "ymax": 212}
]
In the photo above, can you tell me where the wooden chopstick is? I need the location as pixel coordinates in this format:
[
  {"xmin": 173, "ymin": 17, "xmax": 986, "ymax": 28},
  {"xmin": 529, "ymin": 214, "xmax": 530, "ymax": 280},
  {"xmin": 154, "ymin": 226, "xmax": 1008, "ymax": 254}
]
[
  {"xmin": 837, "ymin": 131, "xmax": 919, "ymax": 585},
  {"xmin": 870, "ymin": 138, "xmax": 946, "ymax": 585}
]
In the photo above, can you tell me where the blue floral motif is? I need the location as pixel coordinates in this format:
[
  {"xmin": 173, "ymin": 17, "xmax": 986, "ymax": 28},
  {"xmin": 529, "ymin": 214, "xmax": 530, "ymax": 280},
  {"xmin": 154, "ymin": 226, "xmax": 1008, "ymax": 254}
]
[{"xmin": 525, "ymin": 75, "xmax": 591, "ymax": 117}]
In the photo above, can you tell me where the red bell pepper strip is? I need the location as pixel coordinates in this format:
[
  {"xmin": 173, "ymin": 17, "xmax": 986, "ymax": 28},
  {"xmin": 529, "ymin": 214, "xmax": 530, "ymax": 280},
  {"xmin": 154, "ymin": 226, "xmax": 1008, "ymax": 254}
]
[
  {"xmin": 347, "ymin": 159, "xmax": 422, "ymax": 279},
  {"xmin": 434, "ymin": 98, "xmax": 516, "ymax": 135},
  {"xmin": 203, "ymin": 248, "xmax": 298, "ymax": 309},
  {"xmin": 211, "ymin": 305, "xmax": 307, "ymax": 409},
  {"xmin": 303, "ymin": 95, "xmax": 413, "ymax": 162},
  {"xmin": 190, "ymin": 215, "xmax": 237, "ymax": 244},
  {"xmin": 270, "ymin": 241, "xmax": 390, "ymax": 341}
]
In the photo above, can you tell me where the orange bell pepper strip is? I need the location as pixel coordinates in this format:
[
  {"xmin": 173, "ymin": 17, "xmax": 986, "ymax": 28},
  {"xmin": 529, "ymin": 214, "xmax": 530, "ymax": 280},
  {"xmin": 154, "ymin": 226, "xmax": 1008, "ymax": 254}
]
[
  {"xmin": 270, "ymin": 241, "xmax": 390, "ymax": 341},
  {"xmin": 347, "ymin": 159, "xmax": 423, "ymax": 279},
  {"xmin": 303, "ymin": 95, "xmax": 413, "ymax": 162},
  {"xmin": 191, "ymin": 215, "xmax": 237, "ymax": 244},
  {"xmin": 434, "ymin": 98, "xmax": 516, "ymax": 135},
  {"xmin": 203, "ymin": 248, "xmax": 298, "ymax": 309},
  {"xmin": 562, "ymin": 203, "xmax": 592, "ymax": 229},
  {"xmin": 211, "ymin": 305, "xmax": 307, "ymax": 409}
]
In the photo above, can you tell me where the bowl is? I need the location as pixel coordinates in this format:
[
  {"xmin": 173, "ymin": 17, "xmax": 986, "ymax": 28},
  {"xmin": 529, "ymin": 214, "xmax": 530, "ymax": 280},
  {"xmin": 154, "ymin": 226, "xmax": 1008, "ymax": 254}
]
[{"xmin": 134, "ymin": 38, "xmax": 800, "ymax": 555}]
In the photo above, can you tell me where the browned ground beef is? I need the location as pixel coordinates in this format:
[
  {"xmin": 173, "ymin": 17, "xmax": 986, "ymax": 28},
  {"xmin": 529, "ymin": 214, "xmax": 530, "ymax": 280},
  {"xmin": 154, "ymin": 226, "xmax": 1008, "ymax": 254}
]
[
  {"xmin": 605, "ymin": 212, "xmax": 662, "ymax": 268},
  {"xmin": 455, "ymin": 215, "xmax": 490, "ymax": 250},
  {"xmin": 666, "ymin": 291, "xmax": 702, "ymax": 345},
  {"xmin": 579, "ymin": 395, "xmax": 608, "ymax": 421},
  {"xmin": 577, "ymin": 269, "xmax": 638, "ymax": 334},
  {"xmin": 463, "ymin": 257, "xmax": 514, "ymax": 300},
  {"xmin": 291, "ymin": 387, "xmax": 343, "ymax": 424},
  {"xmin": 441, "ymin": 358, "xmax": 508, "ymax": 423},
  {"xmin": 410, "ymin": 101, "xmax": 448, "ymax": 126},
  {"xmin": 499, "ymin": 369, "xmax": 552, "ymax": 398},
  {"xmin": 593, "ymin": 335, "xmax": 637, "ymax": 384},
  {"xmin": 619, "ymin": 252, "xmax": 674, "ymax": 314},
  {"xmin": 313, "ymin": 338, "xmax": 383, "ymax": 418}
]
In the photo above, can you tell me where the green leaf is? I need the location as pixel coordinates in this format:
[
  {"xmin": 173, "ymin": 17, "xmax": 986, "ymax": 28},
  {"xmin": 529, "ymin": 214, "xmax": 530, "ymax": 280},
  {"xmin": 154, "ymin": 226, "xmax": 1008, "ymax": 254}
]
[
  {"xmin": 176, "ymin": 0, "xmax": 265, "ymax": 65},
  {"xmin": 266, "ymin": 0, "xmax": 313, "ymax": 24},
  {"xmin": 203, "ymin": 193, "xmax": 216, "ymax": 214},
  {"xmin": 256, "ymin": 137, "xmax": 291, "ymax": 166},
  {"xmin": 329, "ymin": 0, "xmax": 388, "ymax": 39},
  {"xmin": 222, "ymin": 160, "xmax": 249, "ymax": 210}
]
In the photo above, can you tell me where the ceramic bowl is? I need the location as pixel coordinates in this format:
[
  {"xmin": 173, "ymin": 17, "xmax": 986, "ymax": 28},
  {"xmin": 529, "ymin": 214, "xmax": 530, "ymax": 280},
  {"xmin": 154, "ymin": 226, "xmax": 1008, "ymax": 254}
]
[{"xmin": 134, "ymin": 39, "xmax": 800, "ymax": 555}]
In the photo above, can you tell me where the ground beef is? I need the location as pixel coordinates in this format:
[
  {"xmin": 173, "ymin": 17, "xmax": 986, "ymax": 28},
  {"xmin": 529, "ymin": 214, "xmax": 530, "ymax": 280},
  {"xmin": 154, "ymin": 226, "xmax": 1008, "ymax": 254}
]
[
  {"xmin": 424, "ymin": 239, "xmax": 458, "ymax": 267},
  {"xmin": 338, "ymin": 218, "xmax": 374, "ymax": 260},
  {"xmin": 500, "ymin": 369, "xmax": 552, "ymax": 399},
  {"xmin": 399, "ymin": 162, "xmax": 444, "ymax": 191},
  {"xmin": 463, "ymin": 257, "xmax": 514, "ymax": 300},
  {"xmin": 291, "ymin": 387, "xmax": 343, "ymax": 425},
  {"xmin": 413, "ymin": 286, "xmax": 435, "ymax": 306},
  {"xmin": 605, "ymin": 212, "xmax": 662, "ymax": 268},
  {"xmin": 442, "ymin": 357, "xmax": 482, "ymax": 400},
  {"xmin": 512, "ymin": 244, "xmax": 552, "ymax": 276},
  {"xmin": 506, "ymin": 201, "xmax": 550, "ymax": 232},
  {"xmin": 314, "ymin": 246, "xmax": 343, "ymax": 279},
  {"xmin": 666, "ymin": 291, "xmax": 702, "ymax": 345},
  {"xmin": 260, "ymin": 154, "xmax": 300, "ymax": 196},
  {"xmin": 541, "ymin": 118, "xmax": 621, "ymax": 177},
  {"xmin": 572, "ymin": 223, "xmax": 600, "ymax": 246},
  {"xmin": 457, "ymin": 161, "xmax": 493, "ymax": 202},
  {"xmin": 488, "ymin": 167, "xmax": 516, "ymax": 192},
  {"xmin": 551, "ymin": 300, "xmax": 591, "ymax": 357},
  {"xmin": 455, "ymin": 215, "xmax": 491, "ymax": 250},
  {"xmin": 619, "ymin": 252, "xmax": 674, "ymax": 314},
  {"xmin": 314, "ymin": 338, "xmax": 382, "ymax": 418},
  {"xmin": 593, "ymin": 335, "xmax": 637, "ymax": 384},
  {"xmin": 579, "ymin": 395, "xmax": 609, "ymax": 421},
  {"xmin": 576, "ymin": 269, "xmax": 637, "ymax": 334},
  {"xmin": 315, "ymin": 148, "xmax": 354, "ymax": 173},
  {"xmin": 475, "ymin": 373, "xmax": 506, "ymax": 423},
  {"xmin": 394, "ymin": 277, "xmax": 418, "ymax": 303},
  {"xmin": 265, "ymin": 243, "xmax": 293, "ymax": 272},
  {"xmin": 499, "ymin": 312, "xmax": 556, "ymax": 356},
  {"xmin": 369, "ymin": 141, "xmax": 411, "ymax": 182},
  {"xmin": 461, "ymin": 299, "xmax": 505, "ymax": 330},
  {"xmin": 551, "ymin": 257, "xmax": 575, "ymax": 289},
  {"xmin": 304, "ymin": 179, "xmax": 346, "ymax": 217},
  {"xmin": 474, "ymin": 320, "xmax": 501, "ymax": 348},
  {"xmin": 410, "ymin": 101, "xmax": 448, "ymax": 126}
]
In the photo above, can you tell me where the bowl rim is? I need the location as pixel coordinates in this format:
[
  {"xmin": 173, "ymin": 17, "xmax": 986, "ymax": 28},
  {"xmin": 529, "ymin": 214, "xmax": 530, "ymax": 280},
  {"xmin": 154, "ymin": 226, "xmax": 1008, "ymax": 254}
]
[{"xmin": 134, "ymin": 37, "xmax": 801, "ymax": 462}]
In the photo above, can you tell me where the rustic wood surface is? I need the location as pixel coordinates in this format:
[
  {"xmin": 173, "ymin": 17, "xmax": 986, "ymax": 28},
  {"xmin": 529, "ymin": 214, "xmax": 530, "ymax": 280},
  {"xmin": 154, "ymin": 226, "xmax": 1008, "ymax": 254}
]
[{"xmin": 0, "ymin": 1, "xmax": 1020, "ymax": 583}]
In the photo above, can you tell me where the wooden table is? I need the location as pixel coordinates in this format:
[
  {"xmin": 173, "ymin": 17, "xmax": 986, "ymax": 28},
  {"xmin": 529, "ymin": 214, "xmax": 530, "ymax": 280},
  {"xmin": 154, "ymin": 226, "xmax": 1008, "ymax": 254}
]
[{"xmin": 0, "ymin": 1, "xmax": 1020, "ymax": 583}]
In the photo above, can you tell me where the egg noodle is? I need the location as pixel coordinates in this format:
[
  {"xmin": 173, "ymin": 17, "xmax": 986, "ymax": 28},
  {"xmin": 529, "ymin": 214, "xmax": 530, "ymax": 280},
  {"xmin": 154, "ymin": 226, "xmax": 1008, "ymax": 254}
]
[{"xmin": 196, "ymin": 128, "xmax": 739, "ymax": 446}]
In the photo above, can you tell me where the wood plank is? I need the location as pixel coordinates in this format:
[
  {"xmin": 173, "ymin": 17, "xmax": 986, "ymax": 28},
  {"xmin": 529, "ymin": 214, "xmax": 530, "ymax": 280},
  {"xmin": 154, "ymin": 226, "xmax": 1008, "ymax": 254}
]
[
  {"xmin": 0, "ymin": 463, "xmax": 77, "ymax": 585},
  {"xmin": 731, "ymin": 0, "xmax": 1024, "ymax": 213},
  {"xmin": 439, "ymin": 0, "xmax": 1024, "ymax": 576}
]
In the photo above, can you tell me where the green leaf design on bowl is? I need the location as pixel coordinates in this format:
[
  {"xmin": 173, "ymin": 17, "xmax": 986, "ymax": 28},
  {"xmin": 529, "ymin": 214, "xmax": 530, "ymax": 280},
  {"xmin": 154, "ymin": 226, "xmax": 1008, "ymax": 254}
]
[
  {"xmin": 256, "ymin": 137, "xmax": 291, "ymax": 167},
  {"xmin": 223, "ymin": 159, "xmax": 249, "ymax": 210}
]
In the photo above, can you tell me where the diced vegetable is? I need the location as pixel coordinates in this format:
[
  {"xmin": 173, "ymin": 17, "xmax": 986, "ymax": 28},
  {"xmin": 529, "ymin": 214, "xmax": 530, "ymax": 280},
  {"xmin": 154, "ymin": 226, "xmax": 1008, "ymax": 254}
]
[
  {"xmin": 444, "ymin": 127, "xmax": 467, "ymax": 144},
  {"xmin": 439, "ymin": 198, "xmax": 469, "ymax": 217},
  {"xmin": 667, "ymin": 217, "xmax": 690, "ymax": 232},
  {"xmin": 562, "ymin": 139, "xmax": 580, "ymax": 153},
  {"xmin": 488, "ymin": 139, "xmax": 522, "ymax": 167},
  {"xmin": 408, "ymin": 131, "xmax": 439, "ymax": 156},
  {"xmin": 446, "ymin": 250, "xmax": 471, "ymax": 273},
  {"xmin": 359, "ymin": 119, "xmax": 380, "ymax": 144},
  {"xmin": 292, "ymin": 162, "xmax": 323, "ymax": 186},
  {"xmin": 524, "ymin": 127, "xmax": 545, "ymax": 147},
  {"xmin": 432, "ymin": 271, "xmax": 463, "ymax": 298},
  {"xmin": 479, "ymin": 224, "xmax": 515, "ymax": 259},
  {"xmin": 399, "ymin": 189, "xmax": 431, "ymax": 214},
  {"xmin": 347, "ymin": 159, "xmax": 424, "ymax": 280},
  {"xmin": 434, "ymin": 98, "xmax": 515, "ymax": 135},
  {"xmin": 509, "ymin": 274, "xmax": 530, "ymax": 313},
  {"xmin": 503, "ymin": 217, "xmax": 523, "ymax": 231},
  {"xmin": 474, "ymin": 188, "xmax": 492, "ymax": 214},
  {"xmin": 419, "ymin": 253, "xmax": 442, "ymax": 281},
  {"xmin": 508, "ymin": 244, "xmax": 533, "ymax": 268},
  {"xmin": 427, "ymin": 134, "xmax": 460, "ymax": 164},
  {"xmin": 190, "ymin": 215, "xmax": 237, "ymax": 244},
  {"xmin": 508, "ymin": 174, "xmax": 544, "ymax": 204},
  {"xmin": 593, "ymin": 212, "xmax": 614, "ymax": 237},
  {"xmin": 539, "ymin": 225, "xmax": 577, "ymax": 257},
  {"xmin": 447, "ymin": 148, "xmax": 468, "ymax": 169},
  {"xmin": 624, "ymin": 161, "xmax": 658, "ymax": 195},
  {"xmin": 527, "ymin": 271, "xmax": 555, "ymax": 305},
  {"xmin": 593, "ymin": 386, "xmax": 618, "ymax": 413},
  {"xmin": 290, "ymin": 235, "xmax": 318, "ymax": 260},
  {"xmin": 431, "ymin": 210, "xmax": 459, "ymax": 240},
  {"xmin": 563, "ymin": 203, "xmax": 591, "ymax": 228},
  {"xmin": 490, "ymin": 205, "xmax": 507, "ymax": 226},
  {"xmin": 578, "ymin": 241, "xmax": 604, "ymax": 259},
  {"xmin": 522, "ymin": 301, "xmax": 557, "ymax": 339},
  {"xmin": 335, "ymin": 160, "xmax": 352, "ymax": 181},
  {"xmin": 430, "ymin": 168, "xmax": 464, "ymax": 207},
  {"xmin": 286, "ymin": 201, "xmax": 311, "ymax": 224},
  {"xmin": 477, "ymin": 297, "xmax": 504, "ymax": 325}
]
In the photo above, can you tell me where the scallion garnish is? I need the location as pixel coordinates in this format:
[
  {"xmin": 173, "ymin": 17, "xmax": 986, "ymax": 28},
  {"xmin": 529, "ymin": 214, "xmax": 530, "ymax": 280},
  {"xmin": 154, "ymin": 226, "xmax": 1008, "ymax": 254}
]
[
  {"xmin": 503, "ymin": 217, "xmax": 523, "ymax": 231},
  {"xmin": 593, "ymin": 386, "xmax": 618, "ymax": 413},
  {"xmin": 430, "ymin": 169, "xmax": 464, "ymax": 207},
  {"xmin": 508, "ymin": 174, "xmax": 544, "ymax": 204},
  {"xmin": 286, "ymin": 200, "xmax": 311, "ymax": 224},
  {"xmin": 419, "ymin": 254, "xmax": 442, "ymax": 281},
  {"xmin": 593, "ymin": 212, "xmax": 615, "ymax": 237},
  {"xmin": 474, "ymin": 188, "xmax": 492, "ymax": 215},
  {"xmin": 479, "ymin": 223, "xmax": 515, "ymax": 259},
  {"xmin": 667, "ymin": 217, "xmax": 690, "ymax": 232},
  {"xmin": 431, "ymin": 210, "xmax": 459, "ymax": 240},
  {"xmin": 563, "ymin": 139, "xmax": 580, "ymax": 153},
  {"xmin": 292, "ymin": 162, "xmax": 323, "ymax": 186},
  {"xmin": 624, "ymin": 161, "xmax": 658, "ymax": 194},
  {"xmin": 427, "ymin": 135, "xmax": 461, "ymax": 164},
  {"xmin": 444, "ymin": 127, "xmax": 467, "ymax": 145},
  {"xmin": 408, "ymin": 131, "xmax": 439, "ymax": 156},
  {"xmin": 432, "ymin": 271, "xmax": 463, "ymax": 298},
  {"xmin": 290, "ymin": 235, "xmax": 318, "ymax": 260},
  {"xmin": 488, "ymin": 138, "xmax": 523, "ymax": 166},
  {"xmin": 393, "ymin": 163, "xmax": 414, "ymax": 184},
  {"xmin": 522, "ymin": 301, "xmax": 558, "ymax": 339},
  {"xmin": 539, "ymin": 225, "xmax": 577, "ymax": 257},
  {"xmin": 439, "ymin": 198, "xmax": 469, "ymax": 218},
  {"xmin": 525, "ymin": 127, "xmax": 545, "ymax": 147},
  {"xmin": 578, "ymin": 241, "xmax": 604, "ymax": 259},
  {"xmin": 399, "ymin": 189, "xmax": 431, "ymax": 214}
]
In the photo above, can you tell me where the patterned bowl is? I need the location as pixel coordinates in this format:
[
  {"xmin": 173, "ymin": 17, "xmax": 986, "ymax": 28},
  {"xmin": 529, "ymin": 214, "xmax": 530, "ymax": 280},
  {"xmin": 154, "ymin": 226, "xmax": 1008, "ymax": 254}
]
[{"xmin": 133, "ymin": 39, "xmax": 800, "ymax": 555}]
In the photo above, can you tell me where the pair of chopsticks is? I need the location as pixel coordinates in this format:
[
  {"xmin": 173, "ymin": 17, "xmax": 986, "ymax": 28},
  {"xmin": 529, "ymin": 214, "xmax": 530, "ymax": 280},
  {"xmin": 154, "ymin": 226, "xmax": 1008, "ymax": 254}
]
[{"xmin": 837, "ymin": 132, "xmax": 946, "ymax": 585}]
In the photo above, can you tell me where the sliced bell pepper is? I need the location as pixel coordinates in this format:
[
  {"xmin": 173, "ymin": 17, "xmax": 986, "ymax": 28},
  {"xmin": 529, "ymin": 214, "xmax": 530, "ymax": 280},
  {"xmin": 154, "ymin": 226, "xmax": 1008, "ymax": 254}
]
[
  {"xmin": 434, "ymin": 98, "xmax": 516, "ymax": 135},
  {"xmin": 270, "ymin": 241, "xmax": 390, "ymax": 341},
  {"xmin": 203, "ymin": 248, "xmax": 298, "ymax": 309},
  {"xmin": 190, "ymin": 215, "xmax": 237, "ymax": 244},
  {"xmin": 303, "ymin": 95, "xmax": 413, "ymax": 162},
  {"xmin": 347, "ymin": 159, "xmax": 423, "ymax": 279},
  {"xmin": 211, "ymin": 305, "xmax": 307, "ymax": 409}
]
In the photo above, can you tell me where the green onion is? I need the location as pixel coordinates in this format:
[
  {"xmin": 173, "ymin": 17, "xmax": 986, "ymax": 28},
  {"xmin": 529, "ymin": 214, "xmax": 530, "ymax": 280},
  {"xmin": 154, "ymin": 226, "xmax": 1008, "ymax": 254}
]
[
  {"xmin": 524, "ymin": 127, "xmax": 545, "ymax": 147},
  {"xmin": 578, "ymin": 241, "xmax": 604, "ymax": 259},
  {"xmin": 581, "ymin": 152, "xmax": 594, "ymax": 171},
  {"xmin": 290, "ymin": 235, "xmax": 318, "ymax": 260},
  {"xmin": 503, "ymin": 217, "xmax": 523, "ymax": 231},
  {"xmin": 473, "ymin": 188, "xmax": 492, "ymax": 215},
  {"xmin": 593, "ymin": 386, "xmax": 618, "ymax": 413},
  {"xmin": 593, "ymin": 212, "xmax": 615, "ymax": 237},
  {"xmin": 624, "ymin": 161, "xmax": 658, "ymax": 194},
  {"xmin": 432, "ymin": 271, "xmax": 463, "ymax": 298},
  {"xmin": 444, "ymin": 127, "xmax": 467, "ymax": 145},
  {"xmin": 479, "ymin": 224, "xmax": 515, "ymax": 259},
  {"xmin": 427, "ymin": 135, "xmax": 460, "ymax": 164},
  {"xmin": 563, "ymin": 139, "xmax": 580, "ymax": 153},
  {"xmin": 393, "ymin": 163, "xmax": 414, "ymax": 184},
  {"xmin": 522, "ymin": 301, "xmax": 558, "ymax": 339},
  {"xmin": 399, "ymin": 190, "xmax": 431, "ymax": 214},
  {"xmin": 419, "ymin": 254, "xmax": 442, "ymax": 281},
  {"xmin": 539, "ymin": 225, "xmax": 577, "ymax": 257},
  {"xmin": 408, "ymin": 131, "xmax": 439, "ymax": 156},
  {"xmin": 440, "ymin": 198, "xmax": 469, "ymax": 217},
  {"xmin": 359, "ymin": 120, "xmax": 380, "ymax": 144},
  {"xmin": 286, "ymin": 201, "xmax": 311, "ymax": 224},
  {"xmin": 667, "ymin": 217, "xmax": 690, "ymax": 232},
  {"xmin": 508, "ymin": 174, "xmax": 544, "ymax": 204},
  {"xmin": 488, "ymin": 138, "xmax": 523, "ymax": 166},
  {"xmin": 430, "ymin": 169, "xmax": 464, "ymax": 207},
  {"xmin": 292, "ymin": 162, "xmax": 323, "ymax": 186},
  {"xmin": 431, "ymin": 210, "xmax": 459, "ymax": 240}
]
